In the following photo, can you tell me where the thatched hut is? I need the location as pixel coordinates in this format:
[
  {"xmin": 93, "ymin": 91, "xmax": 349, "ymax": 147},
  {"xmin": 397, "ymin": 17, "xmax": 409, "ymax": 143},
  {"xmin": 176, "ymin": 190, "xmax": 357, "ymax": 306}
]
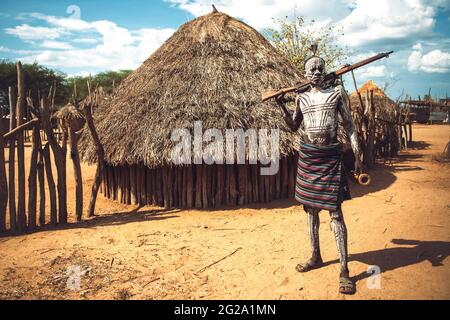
[
  {"xmin": 54, "ymin": 103, "xmax": 85, "ymax": 132},
  {"xmin": 350, "ymin": 80, "xmax": 401, "ymax": 158},
  {"xmin": 79, "ymin": 10, "xmax": 311, "ymax": 209}
]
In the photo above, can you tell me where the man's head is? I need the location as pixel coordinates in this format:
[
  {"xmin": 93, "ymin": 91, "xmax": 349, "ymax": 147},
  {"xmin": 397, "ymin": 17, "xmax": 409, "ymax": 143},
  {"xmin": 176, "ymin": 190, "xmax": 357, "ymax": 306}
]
[{"xmin": 305, "ymin": 56, "xmax": 326, "ymax": 87}]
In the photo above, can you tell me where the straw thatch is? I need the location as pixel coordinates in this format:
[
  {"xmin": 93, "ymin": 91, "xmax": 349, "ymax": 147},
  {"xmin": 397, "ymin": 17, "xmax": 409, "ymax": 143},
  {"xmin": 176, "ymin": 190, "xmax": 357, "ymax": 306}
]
[
  {"xmin": 349, "ymin": 80, "xmax": 401, "ymax": 158},
  {"xmin": 79, "ymin": 11, "xmax": 304, "ymax": 167},
  {"xmin": 54, "ymin": 103, "xmax": 85, "ymax": 132}
]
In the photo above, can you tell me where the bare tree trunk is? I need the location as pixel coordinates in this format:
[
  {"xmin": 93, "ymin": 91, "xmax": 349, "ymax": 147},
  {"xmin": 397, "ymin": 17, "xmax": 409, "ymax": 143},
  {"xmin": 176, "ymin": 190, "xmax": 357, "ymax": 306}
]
[
  {"xmin": 16, "ymin": 62, "xmax": 27, "ymax": 231},
  {"xmin": 43, "ymin": 144, "xmax": 57, "ymax": 225},
  {"xmin": 8, "ymin": 87, "xmax": 17, "ymax": 231},
  {"xmin": 69, "ymin": 128, "xmax": 83, "ymax": 221}
]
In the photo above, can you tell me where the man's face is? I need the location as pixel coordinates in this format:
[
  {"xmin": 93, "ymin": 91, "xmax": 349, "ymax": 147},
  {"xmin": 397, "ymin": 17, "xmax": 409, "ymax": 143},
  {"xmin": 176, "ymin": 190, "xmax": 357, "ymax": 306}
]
[{"xmin": 305, "ymin": 57, "xmax": 326, "ymax": 87}]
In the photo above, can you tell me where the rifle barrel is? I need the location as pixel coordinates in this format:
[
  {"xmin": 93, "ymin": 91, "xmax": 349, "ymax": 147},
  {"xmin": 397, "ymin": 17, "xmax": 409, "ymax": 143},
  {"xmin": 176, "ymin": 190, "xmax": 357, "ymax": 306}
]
[
  {"xmin": 335, "ymin": 51, "xmax": 394, "ymax": 77},
  {"xmin": 261, "ymin": 51, "xmax": 394, "ymax": 102}
]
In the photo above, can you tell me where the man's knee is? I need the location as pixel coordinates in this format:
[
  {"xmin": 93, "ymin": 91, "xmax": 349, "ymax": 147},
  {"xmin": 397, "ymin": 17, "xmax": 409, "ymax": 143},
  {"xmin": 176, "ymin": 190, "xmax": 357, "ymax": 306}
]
[
  {"xmin": 329, "ymin": 209, "xmax": 344, "ymax": 221},
  {"xmin": 304, "ymin": 206, "xmax": 320, "ymax": 215}
]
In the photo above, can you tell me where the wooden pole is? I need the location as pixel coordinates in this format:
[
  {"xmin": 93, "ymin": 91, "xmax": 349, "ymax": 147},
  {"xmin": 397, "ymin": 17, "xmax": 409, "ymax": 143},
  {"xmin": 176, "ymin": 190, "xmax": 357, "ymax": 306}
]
[
  {"xmin": 40, "ymin": 95, "xmax": 68, "ymax": 224},
  {"xmin": 43, "ymin": 144, "xmax": 57, "ymax": 225},
  {"xmin": 69, "ymin": 127, "xmax": 83, "ymax": 221},
  {"xmin": 16, "ymin": 62, "xmax": 27, "ymax": 231},
  {"xmin": 195, "ymin": 165, "xmax": 202, "ymax": 209},
  {"xmin": 8, "ymin": 87, "xmax": 17, "ymax": 231},
  {"xmin": 238, "ymin": 164, "xmax": 246, "ymax": 206},
  {"xmin": 82, "ymin": 95, "xmax": 106, "ymax": 217},
  {"xmin": 0, "ymin": 121, "xmax": 7, "ymax": 233},
  {"xmin": 186, "ymin": 166, "xmax": 193, "ymax": 209},
  {"xmin": 215, "ymin": 165, "xmax": 223, "ymax": 208},
  {"xmin": 130, "ymin": 165, "xmax": 137, "ymax": 205},
  {"xmin": 37, "ymin": 142, "xmax": 45, "ymax": 226},
  {"xmin": 202, "ymin": 165, "xmax": 208, "ymax": 209},
  {"xmin": 27, "ymin": 122, "xmax": 39, "ymax": 230}
]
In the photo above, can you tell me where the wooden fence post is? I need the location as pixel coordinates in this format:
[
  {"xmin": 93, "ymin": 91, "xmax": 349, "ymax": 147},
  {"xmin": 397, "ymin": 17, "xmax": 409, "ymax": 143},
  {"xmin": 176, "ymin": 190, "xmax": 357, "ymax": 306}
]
[
  {"xmin": 27, "ymin": 122, "xmax": 39, "ymax": 229},
  {"xmin": 69, "ymin": 127, "xmax": 83, "ymax": 221},
  {"xmin": 81, "ymin": 85, "xmax": 106, "ymax": 217},
  {"xmin": 43, "ymin": 143, "xmax": 57, "ymax": 225},
  {"xmin": 37, "ymin": 142, "xmax": 46, "ymax": 226},
  {"xmin": 0, "ymin": 122, "xmax": 7, "ymax": 233},
  {"xmin": 16, "ymin": 62, "xmax": 27, "ymax": 231},
  {"xmin": 8, "ymin": 87, "xmax": 17, "ymax": 231}
]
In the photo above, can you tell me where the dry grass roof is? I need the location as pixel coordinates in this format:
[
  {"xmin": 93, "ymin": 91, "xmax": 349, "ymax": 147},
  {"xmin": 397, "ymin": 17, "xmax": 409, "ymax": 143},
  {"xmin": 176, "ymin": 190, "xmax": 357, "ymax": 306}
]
[
  {"xmin": 350, "ymin": 80, "xmax": 400, "ymax": 120},
  {"xmin": 54, "ymin": 103, "xmax": 85, "ymax": 132},
  {"xmin": 79, "ymin": 11, "xmax": 305, "ymax": 167}
]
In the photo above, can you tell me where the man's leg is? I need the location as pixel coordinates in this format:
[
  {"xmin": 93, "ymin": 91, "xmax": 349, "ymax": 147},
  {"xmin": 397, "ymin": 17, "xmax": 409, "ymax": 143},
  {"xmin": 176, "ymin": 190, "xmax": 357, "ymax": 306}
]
[
  {"xmin": 329, "ymin": 208, "xmax": 355, "ymax": 294},
  {"xmin": 296, "ymin": 206, "xmax": 324, "ymax": 273}
]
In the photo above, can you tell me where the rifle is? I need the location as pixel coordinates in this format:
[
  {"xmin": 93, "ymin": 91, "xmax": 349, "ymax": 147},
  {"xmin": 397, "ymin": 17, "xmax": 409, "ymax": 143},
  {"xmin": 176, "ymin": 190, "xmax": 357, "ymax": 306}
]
[{"xmin": 261, "ymin": 51, "xmax": 394, "ymax": 102}]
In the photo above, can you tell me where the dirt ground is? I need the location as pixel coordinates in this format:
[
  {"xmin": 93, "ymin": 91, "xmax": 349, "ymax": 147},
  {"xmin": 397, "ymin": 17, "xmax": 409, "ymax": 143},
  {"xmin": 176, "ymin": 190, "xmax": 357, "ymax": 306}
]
[{"xmin": 0, "ymin": 124, "xmax": 449, "ymax": 300}]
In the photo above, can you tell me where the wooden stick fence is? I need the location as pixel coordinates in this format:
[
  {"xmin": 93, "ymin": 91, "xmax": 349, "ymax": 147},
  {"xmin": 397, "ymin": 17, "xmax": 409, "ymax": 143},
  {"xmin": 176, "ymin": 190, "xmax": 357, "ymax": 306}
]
[
  {"xmin": 99, "ymin": 154, "xmax": 298, "ymax": 209},
  {"xmin": 0, "ymin": 62, "xmax": 73, "ymax": 235}
]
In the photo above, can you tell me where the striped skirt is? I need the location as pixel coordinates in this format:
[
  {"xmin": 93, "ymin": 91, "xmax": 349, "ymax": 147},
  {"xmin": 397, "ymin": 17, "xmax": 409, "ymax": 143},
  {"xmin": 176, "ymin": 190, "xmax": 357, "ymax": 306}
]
[{"xmin": 295, "ymin": 142, "xmax": 351, "ymax": 212}]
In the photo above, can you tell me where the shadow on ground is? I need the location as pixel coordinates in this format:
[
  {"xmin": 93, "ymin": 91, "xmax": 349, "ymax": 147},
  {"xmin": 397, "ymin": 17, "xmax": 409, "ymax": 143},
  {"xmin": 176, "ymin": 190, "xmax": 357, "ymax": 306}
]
[
  {"xmin": 322, "ymin": 239, "xmax": 450, "ymax": 284},
  {"xmin": 0, "ymin": 207, "xmax": 181, "ymax": 238}
]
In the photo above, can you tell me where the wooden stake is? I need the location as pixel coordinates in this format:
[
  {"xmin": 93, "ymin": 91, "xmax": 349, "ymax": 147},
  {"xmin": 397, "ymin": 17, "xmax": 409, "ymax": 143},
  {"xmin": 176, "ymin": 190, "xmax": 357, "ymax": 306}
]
[
  {"xmin": 27, "ymin": 123, "xmax": 39, "ymax": 230},
  {"xmin": 69, "ymin": 128, "xmax": 83, "ymax": 221},
  {"xmin": 215, "ymin": 165, "xmax": 223, "ymax": 208},
  {"xmin": 195, "ymin": 165, "xmax": 202, "ymax": 209},
  {"xmin": 81, "ymin": 87, "xmax": 106, "ymax": 217},
  {"xmin": 43, "ymin": 144, "xmax": 57, "ymax": 225},
  {"xmin": 16, "ymin": 62, "xmax": 27, "ymax": 231},
  {"xmin": 186, "ymin": 166, "xmax": 194, "ymax": 209},
  {"xmin": 8, "ymin": 87, "xmax": 16, "ymax": 231},
  {"xmin": 0, "ymin": 121, "xmax": 7, "ymax": 233},
  {"xmin": 37, "ymin": 143, "xmax": 45, "ymax": 226}
]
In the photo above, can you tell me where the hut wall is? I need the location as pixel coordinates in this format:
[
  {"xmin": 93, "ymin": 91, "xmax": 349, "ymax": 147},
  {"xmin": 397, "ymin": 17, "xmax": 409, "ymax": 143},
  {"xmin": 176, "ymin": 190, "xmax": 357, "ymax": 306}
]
[{"xmin": 101, "ymin": 155, "xmax": 298, "ymax": 209}]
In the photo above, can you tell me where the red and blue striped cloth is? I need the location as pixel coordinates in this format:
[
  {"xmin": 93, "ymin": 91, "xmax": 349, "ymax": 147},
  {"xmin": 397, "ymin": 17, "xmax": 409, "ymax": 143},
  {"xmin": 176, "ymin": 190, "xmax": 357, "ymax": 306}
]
[{"xmin": 295, "ymin": 142, "xmax": 350, "ymax": 211}]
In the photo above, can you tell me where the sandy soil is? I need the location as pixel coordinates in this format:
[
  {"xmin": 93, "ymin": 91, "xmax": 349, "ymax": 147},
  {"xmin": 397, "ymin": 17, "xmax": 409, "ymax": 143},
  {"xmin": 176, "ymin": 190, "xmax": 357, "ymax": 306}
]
[{"xmin": 0, "ymin": 124, "xmax": 449, "ymax": 300}]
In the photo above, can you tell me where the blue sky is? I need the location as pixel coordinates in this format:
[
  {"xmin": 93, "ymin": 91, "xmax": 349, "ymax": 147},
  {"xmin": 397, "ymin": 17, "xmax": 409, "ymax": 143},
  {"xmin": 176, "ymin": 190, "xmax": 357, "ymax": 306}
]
[{"xmin": 0, "ymin": 0, "xmax": 449, "ymax": 100}]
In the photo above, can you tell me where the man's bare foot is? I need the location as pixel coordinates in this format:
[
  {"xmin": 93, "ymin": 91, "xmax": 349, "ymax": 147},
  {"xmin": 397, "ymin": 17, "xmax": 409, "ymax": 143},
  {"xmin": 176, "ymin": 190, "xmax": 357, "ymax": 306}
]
[
  {"xmin": 295, "ymin": 258, "xmax": 324, "ymax": 273},
  {"xmin": 339, "ymin": 276, "xmax": 356, "ymax": 295}
]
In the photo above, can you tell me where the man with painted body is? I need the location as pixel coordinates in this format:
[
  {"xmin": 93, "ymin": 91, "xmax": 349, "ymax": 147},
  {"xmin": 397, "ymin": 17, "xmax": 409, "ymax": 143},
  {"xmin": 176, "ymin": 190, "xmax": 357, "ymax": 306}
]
[{"xmin": 276, "ymin": 55, "xmax": 362, "ymax": 295}]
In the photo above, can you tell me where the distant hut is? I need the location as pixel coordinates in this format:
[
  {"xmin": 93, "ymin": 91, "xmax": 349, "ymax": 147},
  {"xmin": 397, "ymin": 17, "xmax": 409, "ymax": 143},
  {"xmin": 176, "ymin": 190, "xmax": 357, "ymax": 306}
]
[
  {"xmin": 54, "ymin": 103, "xmax": 85, "ymax": 133},
  {"xmin": 80, "ymin": 10, "xmax": 311, "ymax": 209},
  {"xmin": 350, "ymin": 80, "xmax": 401, "ymax": 158}
]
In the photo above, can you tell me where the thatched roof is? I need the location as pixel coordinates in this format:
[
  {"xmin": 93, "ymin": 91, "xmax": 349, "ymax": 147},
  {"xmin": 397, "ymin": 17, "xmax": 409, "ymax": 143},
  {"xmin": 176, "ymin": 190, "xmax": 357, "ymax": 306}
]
[
  {"xmin": 54, "ymin": 103, "xmax": 85, "ymax": 132},
  {"xmin": 79, "ymin": 11, "xmax": 305, "ymax": 168},
  {"xmin": 350, "ymin": 80, "xmax": 399, "ymax": 121}
]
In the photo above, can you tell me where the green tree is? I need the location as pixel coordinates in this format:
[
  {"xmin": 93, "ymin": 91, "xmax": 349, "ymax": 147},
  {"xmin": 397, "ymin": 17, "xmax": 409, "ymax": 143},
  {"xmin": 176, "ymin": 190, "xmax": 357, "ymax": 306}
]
[
  {"xmin": 0, "ymin": 60, "xmax": 68, "ymax": 114},
  {"xmin": 65, "ymin": 70, "xmax": 132, "ymax": 100},
  {"xmin": 265, "ymin": 16, "xmax": 348, "ymax": 75}
]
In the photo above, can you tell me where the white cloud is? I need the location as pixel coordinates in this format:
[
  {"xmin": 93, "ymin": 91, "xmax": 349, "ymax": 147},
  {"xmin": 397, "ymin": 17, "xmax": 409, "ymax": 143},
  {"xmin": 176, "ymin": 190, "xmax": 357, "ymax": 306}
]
[
  {"xmin": 72, "ymin": 38, "xmax": 99, "ymax": 44},
  {"xmin": 5, "ymin": 13, "xmax": 175, "ymax": 72},
  {"xmin": 340, "ymin": 0, "xmax": 438, "ymax": 47},
  {"xmin": 408, "ymin": 44, "xmax": 450, "ymax": 73},
  {"xmin": 359, "ymin": 65, "xmax": 387, "ymax": 78},
  {"xmin": 5, "ymin": 24, "xmax": 67, "ymax": 41},
  {"xmin": 41, "ymin": 41, "xmax": 74, "ymax": 50},
  {"xmin": 167, "ymin": 0, "xmax": 446, "ymax": 49},
  {"xmin": 166, "ymin": 0, "xmax": 351, "ymax": 30}
]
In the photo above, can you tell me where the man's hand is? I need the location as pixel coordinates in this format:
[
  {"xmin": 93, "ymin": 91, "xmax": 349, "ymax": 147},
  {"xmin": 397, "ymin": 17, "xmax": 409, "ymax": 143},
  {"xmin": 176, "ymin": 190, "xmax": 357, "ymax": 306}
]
[{"xmin": 275, "ymin": 93, "xmax": 287, "ymax": 106}]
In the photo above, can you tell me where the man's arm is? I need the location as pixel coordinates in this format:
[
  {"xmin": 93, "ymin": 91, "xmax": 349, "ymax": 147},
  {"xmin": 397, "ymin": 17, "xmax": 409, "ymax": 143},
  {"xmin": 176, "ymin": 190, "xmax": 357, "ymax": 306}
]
[
  {"xmin": 276, "ymin": 95, "xmax": 303, "ymax": 132},
  {"xmin": 337, "ymin": 86, "xmax": 362, "ymax": 172}
]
